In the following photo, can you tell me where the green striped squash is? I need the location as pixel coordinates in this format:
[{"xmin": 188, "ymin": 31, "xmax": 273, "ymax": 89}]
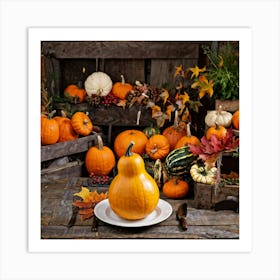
[{"xmin": 164, "ymin": 146, "xmax": 196, "ymax": 176}]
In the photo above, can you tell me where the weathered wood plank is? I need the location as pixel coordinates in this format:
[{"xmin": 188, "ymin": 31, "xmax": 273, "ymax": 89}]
[
  {"xmin": 41, "ymin": 225, "xmax": 239, "ymax": 239},
  {"xmin": 104, "ymin": 59, "xmax": 145, "ymax": 84},
  {"xmin": 54, "ymin": 103, "xmax": 156, "ymax": 127},
  {"xmin": 150, "ymin": 59, "xmax": 198, "ymax": 88},
  {"xmin": 215, "ymin": 99, "xmax": 239, "ymax": 112},
  {"xmin": 41, "ymin": 135, "xmax": 96, "ymax": 162},
  {"xmin": 41, "ymin": 160, "xmax": 83, "ymax": 184},
  {"xmin": 42, "ymin": 41, "xmax": 200, "ymax": 59}
]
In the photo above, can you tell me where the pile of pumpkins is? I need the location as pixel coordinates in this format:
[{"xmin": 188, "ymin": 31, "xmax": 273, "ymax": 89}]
[
  {"xmin": 41, "ymin": 110, "xmax": 94, "ymax": 145},
  {"xmin": 63, "ymin": 72, "xmax": 134, "ymax": 104}
]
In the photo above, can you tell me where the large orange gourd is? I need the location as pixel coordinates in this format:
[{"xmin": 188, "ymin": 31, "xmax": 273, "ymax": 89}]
[{"xmin": 108, "ymin": 142, "xmax": 159, "ymax": 220}]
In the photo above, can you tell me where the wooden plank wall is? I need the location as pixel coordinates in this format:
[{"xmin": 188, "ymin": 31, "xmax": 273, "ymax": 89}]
[{"xmin": 41, "ymin": 41, "xmax": 205, "ymax": 95}]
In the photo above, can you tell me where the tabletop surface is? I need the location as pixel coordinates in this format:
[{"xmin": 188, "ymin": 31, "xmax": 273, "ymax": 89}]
[{"xmin": 41, "ymin": 177, "xmax": 239, "ymax": 239}]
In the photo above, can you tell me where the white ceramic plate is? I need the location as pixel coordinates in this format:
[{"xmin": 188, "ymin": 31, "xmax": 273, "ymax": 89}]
[{"xmin": 94, "ymin": 199, "xmax": 173, "ymax": 227}]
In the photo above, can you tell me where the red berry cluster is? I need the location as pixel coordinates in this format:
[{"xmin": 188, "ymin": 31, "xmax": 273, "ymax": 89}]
[
  {"xmin": 89, "ymin": 173, "xmax": 110, "ymax": 185},
  {"xmin": 101, "ymin": 93, "xmax": 119, "ymax": 107}
]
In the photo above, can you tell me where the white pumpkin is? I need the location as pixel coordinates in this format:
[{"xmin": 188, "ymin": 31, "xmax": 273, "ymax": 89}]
[
  {"xmin": 205, "ymin": 105, "xmax": 232, "ymax": 128},
  {"xmin": 190, "ymin": 164, "xmax": 217, "ymax": 185},
  {"xmin": 84, "ymin": 72, "xmax": 113, "ymax": 97}
]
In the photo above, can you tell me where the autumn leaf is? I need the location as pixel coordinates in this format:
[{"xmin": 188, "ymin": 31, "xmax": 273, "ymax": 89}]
[
  {"xmin": 173, "ymin": 65, "xmax": 183, "ymax": 78},
  {"xmin": 160, "ymin": 89, "xmax": 169, "ymax": 105},
  {"xmin": 189, "ymin": 65, "xmax": 206, "ymax": 79},
  {"xmin": 188, "ymin": 128, "xmax": 239, "ymax": 168},
  {"xmin": 74, "ymin": 186, "xmax": 91, "ymax": 202},
  {"xmin": 72, "ymin": 187, "xmax": 108, "ymax": 222}
]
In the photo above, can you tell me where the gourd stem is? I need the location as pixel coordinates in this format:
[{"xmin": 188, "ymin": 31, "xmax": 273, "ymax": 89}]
[
  {"xmin": 186, "ymin": 122, "xmax": 192, "ymax": 137},
  {"xmin": 48, "ymin": 110, "xmax": 56, "ymax": 119},
  {"xmin": 217, "ymin": 105, "xmax": 223, "ymax": 115},
  {"xmin": 215, "ymin": 122, "xmax": 219, "ymax": 130},
  {"xmin": 150, "ymin": 144, "xmax": 158, "ymax": 154},
  {"xmin": 174, "ymin": 110, "xmax": 179, "ymax": 127},
  {"xmin": 125, "ymin": 141, "xmax": 135, "ymax": 157},
  {"xmin": 61, "ymin": 110, "xmax": 67, "ymax": 118},
  {"xmin": 96, "ymin": 134, "xmax": 103, "ymax": 150},
  {"xmin": 120, "ymin": 75, "xmax": 125, "ymax": 85}
]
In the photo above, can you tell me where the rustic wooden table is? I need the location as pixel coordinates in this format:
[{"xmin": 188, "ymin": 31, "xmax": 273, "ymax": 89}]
[{"xmin": 41, "ymin": 177, "xmax": 239, "ymax": 239}]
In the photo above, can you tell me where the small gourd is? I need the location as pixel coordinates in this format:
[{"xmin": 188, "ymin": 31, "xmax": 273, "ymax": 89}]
[
  {"xmin": 163, "ymin": 110, "xmax": 187, "ymax": 150},
  {"xmin": 190, "ymin": 163, "xmax": 217, "ymax": 185},
  {"xmin": 64, "ymin": 84, "xmax": 86, "ymax": 103},
  {"xmin": 206, "ymin": 123, "xmax": 227, "ymax": 140},
  {"xmin": 84, "ymin": 72, "xmax": 113, "ymax": 97},
  {"xmin": 71, "ymin": 111, "xmax": 93, "ymax": 136},
  {"xmin": 53, "ymin": 111, "xmax": 78, "ymax": 142},
  {"xmin": 85, "ymin": 134, "xmax": 116, "ymax": 176},
  {"xmin": 232, "ymin": 110, "xmax": 239, "ymax": 130},
  {"xmin": 162, "ymin": 178, "xmax": 190, "ymax": 199},
  {"xmin": 112, "ymin": 75, "xmax": 133, "ymax": 100},
  {"xmin": 108, "ymin": 142, "xmax": 160, "ymax": 220},
  {"xmin": 145, "ymin": 134, "xmax": 170, "ymax": 160},
  {"xmin": 114, "ymin": 129, "xmax": 148, "ymax": 158},
  {"xmin": 205, "ymin": 105, "xmax": 232, "ymax": 128},
  {"xmin": 41, "ymin": 110, "xmax": 59, "ymax": 145},
  {"xmin": 175, "ymin": 122, "xmax": 200, "ymax": 149}
]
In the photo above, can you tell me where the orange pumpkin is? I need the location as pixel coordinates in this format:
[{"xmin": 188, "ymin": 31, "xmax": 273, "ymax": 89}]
[
  {"xmin": 85, "ymin": 134, "xmax": 116, "ymax": 176},
  {"xmin": 232, "ymin": 110, "xmax": 239, "ymax": 130},
  {"xmin": 114, "ymin": 129, "xmax": 148, "ymax": 158},
  {"xmin": 175, "ymin": 122, "xmax": 200, "ymax": 149},
  {"xmin": 64, "ymin": 84, "xmax": 86, "ymax": 103},
  {"xmin": 145, "ymin": 134, "xmax": 170, "ymax": 160},
  {"xmin": 112, "ymin": 75, "xmax": 133, "ymax": 99},
  {"xmin": 162, "ymin": 178, "xmax": 189, "ymax": 199},
  {"xmin": 41, "ymin": 112, "xmax": 59, "ymax": 145},
  {"xmin": 71, "ymin": 111, "xmax": 93, "ymax": 136},
  {"xmin": 206, "ymin": 123, "xmax": 227, "ymax": 140},
  {"xmin": 163, "ymin": 111, "xmax": 187, "ymax": 150},
  {"xmin": 53, "ymin": 113, "xmax": 78, "ymax": 142}
]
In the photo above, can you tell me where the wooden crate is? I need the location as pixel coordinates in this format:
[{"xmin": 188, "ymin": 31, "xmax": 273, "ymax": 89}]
[
  {"xmin": 41, "ymin": 135, "xmax": 98, "ymax": 182},
  {"xmin": 193, "ymin": 182, "xmax": 239, "ymax": 209}
]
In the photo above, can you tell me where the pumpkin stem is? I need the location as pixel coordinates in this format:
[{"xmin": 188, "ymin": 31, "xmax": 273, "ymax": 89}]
[
  {"xmin": 150, "ymin": 144, "xmax": 158, "ymax": 154},
  {"xmin": 120, "ymin": 75, "xmax": 125, "ymax": 85},
  {"xmin": 61, "ymin": 110, "xmax": 67, "ymax": 118},
  {"xmin": 214, "ymin": 122, "xmax": 219, "ymax": 130},
  {"xmin": 174, "ymin": 110, "xmax": 179, "ymax": 127},
  {"xmin": 96, "ymin": 134, "xmax": 103, "ymax": 150},
  {"xmin": 48, "ymin": 110, "xmax": 56, "ymax": 119},
  {"xmin": 125, "ymin": 141, "xmax": 135, "ymax": 157},
  {"xmin": 217, "ymin": 105, "xmax": 223, "ymax": 115},
  {"xmin": 186, "ymin": 122, "xmax": 192, "ymax": 137}
]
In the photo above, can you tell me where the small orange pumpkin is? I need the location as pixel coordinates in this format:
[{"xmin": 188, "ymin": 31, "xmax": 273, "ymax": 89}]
[
  {"xmin": 163, "ymin": 111, "xmax": 187, "ymax": 150},
  {"xmin": 71, "ymin": 111, "xmax": 93, "ymax": 136},
  {"xmin": 114, "ymin": 129, "xmax": 148, "ymax": 158},
  {"xmin": 162, "ymin": 178, "xmax": 189, "ymax": 199},
  {"xmin": 41, "ymin": 111, "xmax": 59, "ymax": 145},
  {"xmin": 175, "ymin": 122, "xmax": 200, "ymax": 149},
  {"xmin": 232, "ymin": 110, "xmax": 239, "ymax": 130},
  {"xmin": 112, "ymin": 75, "xmax": 133, "ymax": 100},
  {"xmin": 85, "ymin": 134, "xmax": 116, "ymax": 176},
  {"xmin": 64, "ymin": 84, "xmax": 86, "ymax": 103},
  {"xmin": 145, "ymin": 134, "xmax": 170, "ymax": 160},
  {"xmin": 53, "ymin": 112, "xmax": 78, "ymax": 142},
  {"xmin": 206, "ymin": 123, "xmax": 227, "ymax": 140}
]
